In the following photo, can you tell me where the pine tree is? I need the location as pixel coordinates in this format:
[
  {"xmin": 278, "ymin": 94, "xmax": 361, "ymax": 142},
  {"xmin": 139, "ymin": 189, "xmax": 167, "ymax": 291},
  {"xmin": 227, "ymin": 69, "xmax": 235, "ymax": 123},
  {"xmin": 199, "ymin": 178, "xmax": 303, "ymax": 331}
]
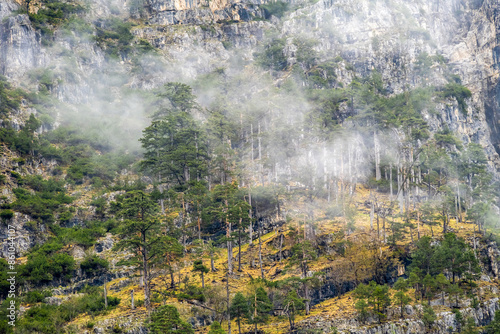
[
  {"xmin": 437, "ymin": 233, "xmax": 479, "ymax": 283},
  {"xmin": 421, "ymin": 304, "xmax": 436, "ymax": 331},
  {"xmin": 162, "ymin": 236, "xmax": 183, "ymax": 289},
  {"xmin": 434, "ymin": 274, "xmax": 449, "ymax": 305},
  {"xmin": 140, "ymin": 110, "xmax": 208, "ymax": 191},
  {"xmin": 247, "ymin": 287, "xmax": 272, "ymax": 334},
  {"xmin": 283, "ymin": 290, "xmax": 305, "ymax": 330},
  {"xmin": 485, "ymin": 309, "xmax": 500, "ymax": 334},
  {"xmin": 393, "ymin": 278, "xmax": 411, "ymax": 318},
  {"xmin": 230, "ymin": 292, "xmax": 250, "ymax": 334},
  {"xmin": 148, "ymin": 305, "xmax": 194, "ymax": 334},
  {"xmin": 114, "ymin": 190, "xmax": 162, "ymax": 315},
  {"xmin": 192, "ymin": 260, "xmax": 209, "ymax": 288},
  {"xmin": 208, "ymin": 321, "xmax": 226, "ymax": 334}
]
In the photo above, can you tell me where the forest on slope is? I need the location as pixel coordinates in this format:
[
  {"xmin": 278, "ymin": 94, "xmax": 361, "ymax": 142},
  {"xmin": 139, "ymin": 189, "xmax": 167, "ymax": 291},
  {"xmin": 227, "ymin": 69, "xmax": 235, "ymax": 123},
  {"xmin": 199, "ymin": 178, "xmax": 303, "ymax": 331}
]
[{"xmin": 1, "ymin": 0, "xmax": 500, "ymax": 333}]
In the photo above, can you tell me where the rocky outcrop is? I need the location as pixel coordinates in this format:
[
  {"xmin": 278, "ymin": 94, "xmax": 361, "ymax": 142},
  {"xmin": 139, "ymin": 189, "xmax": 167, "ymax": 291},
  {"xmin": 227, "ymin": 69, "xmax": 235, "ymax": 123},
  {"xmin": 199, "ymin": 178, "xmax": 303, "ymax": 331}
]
[
  {"xmin": 0, "ymin": 213, "xmax": 48, "ymax": 258},
  {"xmin": 145, "ymin": 0, "xmax": 266, "ymax": 25},
  {"xmin": 0, "ymin": 4, "xmax": 44, "ymax": 79},
  {"xmin": 300, "ymin": 297, "xmax": 500, "ymax": 334}
]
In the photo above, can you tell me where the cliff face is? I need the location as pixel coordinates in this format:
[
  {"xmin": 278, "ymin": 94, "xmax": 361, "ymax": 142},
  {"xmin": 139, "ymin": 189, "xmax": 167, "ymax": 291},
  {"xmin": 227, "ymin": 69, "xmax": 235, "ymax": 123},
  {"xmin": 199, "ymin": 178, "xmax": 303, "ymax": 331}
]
[
  {"xmin": 2, "ymin": 0, "xmax": 500, "ymax": 333},
  {"xmin": 301, "ymin": 297, "xmax": 500, "ymax": 334},
  {"xmin": 3, "ymin": 0, "xmax": 500, "ymax": 169},
  {"xmin": 0, "ymin": 7, "xmax": 43, "ymax": 79}
]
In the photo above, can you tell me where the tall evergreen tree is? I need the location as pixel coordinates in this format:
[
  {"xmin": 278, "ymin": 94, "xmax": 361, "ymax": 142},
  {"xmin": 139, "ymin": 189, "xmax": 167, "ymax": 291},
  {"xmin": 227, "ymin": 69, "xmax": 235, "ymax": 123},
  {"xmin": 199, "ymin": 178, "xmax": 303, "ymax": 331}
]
[
  {"xmin": 114, "ymin": 190, "xmax": 162, "ymax": 314},
  {"xmin": 247, "ymin": 287, "xmax": 272, "ymax": 334},
  {"xmin": 148, "ymin": 305, "xmax": 194, "ymax": 334},
  {"xmin": 230, "ymin": 292, "xmax": 250, "ymax": 334}
]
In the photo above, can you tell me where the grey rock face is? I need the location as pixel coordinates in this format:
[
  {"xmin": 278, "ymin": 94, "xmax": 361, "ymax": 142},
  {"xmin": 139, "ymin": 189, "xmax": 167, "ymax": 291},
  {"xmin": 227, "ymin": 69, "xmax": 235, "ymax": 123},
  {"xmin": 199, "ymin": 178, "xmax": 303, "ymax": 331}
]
[
  {"xmin": 95, "ymin": 234, "xmax": 115, "ymax": 253},
  {"xmin": 0, "ymin": 12, "xmax": 44, "ymax": 79},
  {"xmin": 301, "ymin": 298, "xmax": 500, "ymax": 334},
  {"xmin": 0, "ymin": 213, "xmax": 47, "ymax": 258}
]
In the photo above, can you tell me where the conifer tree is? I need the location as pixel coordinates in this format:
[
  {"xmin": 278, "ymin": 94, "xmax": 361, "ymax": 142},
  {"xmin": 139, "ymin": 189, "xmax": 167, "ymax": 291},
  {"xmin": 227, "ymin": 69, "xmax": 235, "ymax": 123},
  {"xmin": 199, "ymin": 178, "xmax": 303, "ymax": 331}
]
[
  {"xmin": 208, "ymin": 321, "xmax": 226, "ymax": 334},
  {"xmin": 114, "ymin": 190, "xmax": 162, "ymax": 315},
  {"xmin": 283, "ymin": 290, "xmax": 305, "ymax": 330},
  {"xmin": 247, "ymin": 287, "xmax": 272, "ymax": 334},
  {"xmin": 393, "ymin": 278, "xmax": 411, "ymax": 318},
  {"xmin": 192, "ymin": 259, "xmax": 209, "ymax": 288},
  {"xmin": 230, "ymin": 292, "xmax": 250, "ymax": 334},
  {"xmin": 148, "ymin": 305, "xmax": 194, "ymax": 334}
]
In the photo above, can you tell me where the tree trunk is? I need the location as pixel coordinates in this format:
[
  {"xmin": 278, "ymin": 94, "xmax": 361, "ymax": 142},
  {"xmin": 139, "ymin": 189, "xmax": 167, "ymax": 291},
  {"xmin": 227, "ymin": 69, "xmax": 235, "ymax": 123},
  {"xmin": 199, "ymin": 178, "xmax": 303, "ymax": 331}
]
[
  {"xmin": 226, "ymin": 198, "xmax": 233, "ymax": 274},
  {"xmin": 258, "ymin": 222, "xmax": 264, "ymax": 279},
  {"xmin": 305, "ymin": 283, "xmax": 310, "ymax": 315},
  {"xmin": 142, "ymin": 234, "xmax": 151, "ymax": 315},
  {"xmin": 279, "ymin": 232, "xmax": 283, "ymax": 262},
  {"xmin": 374, "ymin": 131, "xmax": 381, "ymax": 180},
  {"xmin": 370, "ymin": 192, "xmax": 374, "ymax": 231},
  {"xmin": 201, "ymin": 271, "xmax": 205, "ymax": 288},
  {"xmin": 248, "ymin": 189, "xmax": 253, "ymax": 245},
  {"xmin": 389, "ymin": 163, "xmax": 393, "ymax": 201},
  {"xmin": 226, "ymin": 269, "xmax": 231, "ymax": 334},
  {"xmin": 131, "ymin": 289, "xmax": 134, "ymax": 310},
  {"xmin": 104, "ymin": 277, "xmax": 108, "ymax": 309},
  {"xmin": 383, "ymin": 215, "xmax": 386, "ymax": 243},
  {"xmin": 254, "ymin": 293, "xmax": 258, "ymax": 334},
  {"xmin": 169, "ymin": 264, "xmax": 175, "ymax": 288},
  {"xmin": 238, "ymin": 219, "xmax": 242, "ymax": 272}
]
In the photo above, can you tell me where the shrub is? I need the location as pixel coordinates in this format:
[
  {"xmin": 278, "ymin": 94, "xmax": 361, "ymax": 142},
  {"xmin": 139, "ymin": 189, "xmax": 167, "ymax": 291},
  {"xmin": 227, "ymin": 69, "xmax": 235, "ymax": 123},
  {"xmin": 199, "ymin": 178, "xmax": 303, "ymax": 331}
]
[
  {"xmin": 255, "ymin": 38, "xmax": 287, "ymax": 71},
  {"xmin": 95, "ymin": 18, "xmax": 135, "ymax": 58},
  {"xmin": 80, "ymin": 255, "xmax": 109, "ymax": 275},
  {"xmin": 441, "ymin": 82, "xmax": 472, "ymax": 115},
  {"xmin": 24, "ymin": 290, "xmax": 52, "ymax": 303},
  {"xmin": 20, "ymin": 241, "xmax": 76, "ymax": 284},
  {"xmin": 261, "ymin": 1, "xmax": 288, "ymax": 18},
  {"xmin": 0, "ymin": 210, "xmax": 14, "ymax": 221}
]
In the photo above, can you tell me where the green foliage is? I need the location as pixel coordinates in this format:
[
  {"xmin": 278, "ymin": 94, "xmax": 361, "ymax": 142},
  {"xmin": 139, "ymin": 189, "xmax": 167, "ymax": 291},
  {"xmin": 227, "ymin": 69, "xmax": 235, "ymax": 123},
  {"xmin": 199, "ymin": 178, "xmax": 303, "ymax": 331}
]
[
  {"xmin": 261, "ymin": 1, "xmax": 289, "ymax": 18},
  {"xmin": 294, "ymin": 37, "xmax": 318, "ymax": 70},
  {"xmin": 50, "ymin": 224, "xmax": 104, "ymax": 247},
  {"xmin": 28, "ymin": 0, "xmax": 85, "ymax": 45},
  {"xmin": 353, "ymin": 281, "xmax": 391, "ymax": 323},
  {"xmin": 20, "ymin": 240, "xmax": 75, "ymax": 284},
  {"xmin": 95, "ymin": 18, "xmax": 135, "ymax": 58},
  {"xmin": 24, "ymin": 290, "xmax": 52, "ymax": 303},
  {"xmin": 440, "ymin": 82, "xmax": 472, "ymax": 115},
  {"xmin": 354, "ymin": 298, "xmax": 369, "ymax": 323},
  {"xmin": 437, "ymin": 233, "xmax": 480, "ymax": 283},
  {"xmin": 0, "ymin": 115, "xmax": 41, "ymax": 156},
  {"xmin": 409, "ymin": 233, "xmax": 478, "ymax": 302},
  {"xmin": 0, "ymin": 76, "xmax": 24, "ymax": 115},
  {"xmin": 94, "ymin": 18, "xmax": 154, "ymax": 58},
  {"xmin": 486, "ymin": 309, "xmax": 500, "ymax": 334},
  {"xmin": 434, "ymin": 128, "xmax": 462, "ymax": 149},
  {"xmin": 208, "ymin": 321, "xmax": 226, "ymax": 334},
  {"xmin": 283, "ymin": 290, "xmax": 305, "ymax": 330},
  {"xmin": 148, "ymin": 305, "xmax": 194, "ymax": 334},
  {"xmin": 231, "ymin": 292, "xmax": 250, "ymax": 331},
  {"xmin": 0, "ymin": 209, "xmax": 14, "ymax": 221},
  {"xmin": 255, "ymin": 38, "xmax": 287, "ymax": 71},
  {"xmin": 305, "ymin": 62, "xmax": 338, "ymax": 89},
  {"xmin": 462, "ymin": 317, "xmax": 479, "ymax": 334},
  {"xmin": 80, "ymin": 255, "xmax": 109, "ymax": 275},
  {"xmin": 393, "ymin": 278, "xmax": 411, "ymax": 318},
  {"xmin": 141, "ymin": 85, "xmax": 208, "ymax": 191},
  {"xmin": 421, "ymin": 304, "xmax": 436, "ymax": 330},
  {"xmin": 16, "ymin": 291, "xmax": 119, "ymax": 333},
  {"xmin": 0, "ymin": 259, "xmax": 13, "ymax": 299},
  {"xmin": 12, "ymin": 176, "xmax": 73, "ymax": 223},
  {"xmin": 247, "ymin": 287, "xmax": 273, "ymax": 330}
]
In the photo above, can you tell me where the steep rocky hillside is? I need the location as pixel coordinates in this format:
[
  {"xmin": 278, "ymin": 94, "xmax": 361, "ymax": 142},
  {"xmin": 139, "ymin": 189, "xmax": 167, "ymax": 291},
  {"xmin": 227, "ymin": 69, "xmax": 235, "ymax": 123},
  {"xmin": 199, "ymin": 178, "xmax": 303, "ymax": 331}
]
[{"xmin": 1, "ymin": 0, "xmax": 500, "ymax": 333}]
